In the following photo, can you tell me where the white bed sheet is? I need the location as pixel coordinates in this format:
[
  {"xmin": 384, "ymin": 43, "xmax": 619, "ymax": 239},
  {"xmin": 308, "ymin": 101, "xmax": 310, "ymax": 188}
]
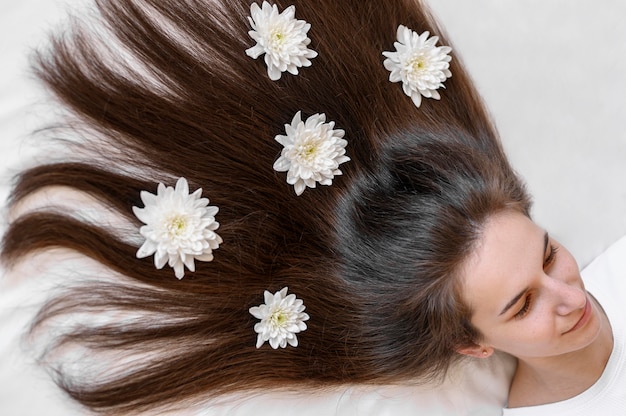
[{"xmin": 1, "ymin": 0, "xmax": 625, "ymax": 414}]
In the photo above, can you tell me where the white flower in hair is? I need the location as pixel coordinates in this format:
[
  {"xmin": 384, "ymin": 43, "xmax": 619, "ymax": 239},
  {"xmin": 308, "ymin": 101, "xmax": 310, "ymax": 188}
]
[
  {"xmin": 382, "ymin": 25, "xmax": 452, "ymax": 108},
  {"xmin": 245, "ymin": 1, "xmax": 318, "ymax": 81},
  {"xmin": 273, "ymin": 111, "xmax": 350, "ymax": 196},
  {"xmin": 133, "ymin": 177, "xmax": 222, "ymax": 279},
  {"xmin": 249, "ymin": 287, "xmax": 309, "ymax": 349}
]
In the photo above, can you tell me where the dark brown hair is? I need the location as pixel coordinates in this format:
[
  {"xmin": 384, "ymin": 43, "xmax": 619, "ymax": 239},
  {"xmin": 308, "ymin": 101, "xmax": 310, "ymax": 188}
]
[{"xmin": 1, "ymin": 0, "xmax": 530, "ymax": 413}]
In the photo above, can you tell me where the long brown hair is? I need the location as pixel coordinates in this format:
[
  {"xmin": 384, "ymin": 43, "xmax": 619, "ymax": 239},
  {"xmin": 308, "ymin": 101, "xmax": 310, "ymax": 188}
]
[{"xmin": 2, "ymin": 0, "xmax": 530, "ymax": 413}]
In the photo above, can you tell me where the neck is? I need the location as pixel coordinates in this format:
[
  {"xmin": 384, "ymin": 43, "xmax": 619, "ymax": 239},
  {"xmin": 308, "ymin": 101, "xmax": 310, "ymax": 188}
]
[{"xmin": 508, "ymin": 298, "xmax": 613, "ymax": 408}]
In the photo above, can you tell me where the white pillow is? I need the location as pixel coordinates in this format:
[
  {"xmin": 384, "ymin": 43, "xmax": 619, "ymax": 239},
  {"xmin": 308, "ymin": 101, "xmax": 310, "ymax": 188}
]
[{"xmin": 185, "ymin": 353, "xmax": 514, "ymax": 416}]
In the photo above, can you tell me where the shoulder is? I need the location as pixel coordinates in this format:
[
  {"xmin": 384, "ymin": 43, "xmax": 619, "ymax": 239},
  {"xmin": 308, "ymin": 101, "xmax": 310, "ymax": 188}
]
[{"xmin": 582, "ymin": 235, "xmax": 626, "ymax": 317}]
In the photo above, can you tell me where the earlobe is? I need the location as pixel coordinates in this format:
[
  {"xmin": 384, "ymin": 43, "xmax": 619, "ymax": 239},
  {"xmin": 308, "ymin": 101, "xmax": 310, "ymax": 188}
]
[{"xmin": 456, "ymin": 344, "xmax": 494, "ymax": 358}]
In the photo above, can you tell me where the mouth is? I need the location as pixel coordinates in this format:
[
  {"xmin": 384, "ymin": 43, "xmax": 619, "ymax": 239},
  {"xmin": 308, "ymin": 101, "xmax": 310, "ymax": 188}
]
[{"xmin": 564, "ymin": 296, "xmax": 592, "ymax": 334}]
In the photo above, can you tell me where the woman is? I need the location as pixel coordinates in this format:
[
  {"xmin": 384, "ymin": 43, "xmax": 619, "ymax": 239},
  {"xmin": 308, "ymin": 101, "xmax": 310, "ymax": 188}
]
[
  {"xmin": 1, "ymin": 0, "xmax": 623, "ymax": 414},
  {"xmin": 459, "ymin": 210, "xmax": 622, "ymax": 414}
]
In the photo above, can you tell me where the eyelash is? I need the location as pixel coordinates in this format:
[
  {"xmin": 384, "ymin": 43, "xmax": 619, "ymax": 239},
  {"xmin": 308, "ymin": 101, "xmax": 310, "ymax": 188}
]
[
  {"xmin": 514, "ymin": 293, "xmax": 532, "ymax": 319},
  {"xmin": 544, "ymin": 244, "xmax": 559, "ymax": 268},
  {"xmin": 514, "ymin": 244, "xmax": 559, "ymax": 319}
]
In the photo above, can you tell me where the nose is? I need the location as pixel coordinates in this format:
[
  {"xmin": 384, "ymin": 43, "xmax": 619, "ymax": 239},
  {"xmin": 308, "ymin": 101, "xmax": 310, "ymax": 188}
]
[{"xmin": 547, "ymin": 277, "xmax": 586, "ymax": 316}]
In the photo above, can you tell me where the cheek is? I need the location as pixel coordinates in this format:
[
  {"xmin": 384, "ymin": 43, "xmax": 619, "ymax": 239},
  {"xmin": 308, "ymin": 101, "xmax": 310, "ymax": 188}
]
[
  {"xmin": 522, "ymin": 310, "xmax": 555, "ymax": 338},
  {"xmin": 482, "ymin": 309, "xmax": 558, "ymax": 353}
]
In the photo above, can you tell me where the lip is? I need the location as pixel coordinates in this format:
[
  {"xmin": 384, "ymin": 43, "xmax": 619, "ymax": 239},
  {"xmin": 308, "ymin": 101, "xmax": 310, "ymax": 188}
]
[{"xmin": 564, "ymin": 296, "xmax": 592, "ymax": 334}]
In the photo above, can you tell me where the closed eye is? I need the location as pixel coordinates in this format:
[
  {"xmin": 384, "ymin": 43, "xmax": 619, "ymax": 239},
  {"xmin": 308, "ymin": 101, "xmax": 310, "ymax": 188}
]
[
  {"xmin": 514, "ymin": 293, "xmax": 532, "ymax": 319},
  {"xmin": 500, "ymin": 233, "xmax": 554, "ymax": 319},
  {"xmin": 544, "ymin": 243, "xmax": 558, "ymax": 268}
]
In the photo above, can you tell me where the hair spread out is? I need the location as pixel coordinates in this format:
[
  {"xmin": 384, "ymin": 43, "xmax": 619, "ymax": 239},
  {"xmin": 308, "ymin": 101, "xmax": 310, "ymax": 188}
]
[{"xmin": 1, "ymin": 0, "xmax": 531, "ymax": 413}]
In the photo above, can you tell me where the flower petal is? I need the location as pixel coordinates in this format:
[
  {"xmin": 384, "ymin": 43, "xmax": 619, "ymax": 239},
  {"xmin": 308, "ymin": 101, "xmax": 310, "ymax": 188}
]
[
  {"xmin": 273, "ymin": 112, "xmax": 350, "ymax": 195},
  {"xmin": 249, "ymin": 287, "xmax": 309, "ymax": 349},
  {"xmin": 245, "ymin": 2, "xmax": 317, "ymax": 81},
  {"xmin": 132, "ymin": 177, "xmax": 222, "ymax": 279},
  {"xmin": 382, "ymin": 25, "xmax": 452, "ymax": 108}
]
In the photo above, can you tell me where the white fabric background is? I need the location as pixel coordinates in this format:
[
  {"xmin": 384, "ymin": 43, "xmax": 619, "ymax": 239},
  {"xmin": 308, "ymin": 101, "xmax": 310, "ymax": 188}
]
[
  {"xmin": 1, "ymin": 0, "xmax": 625, "ymax": 414},
  {"xmin": 429, "ymin": 1, "xmax": 626, "ymax": 267}
]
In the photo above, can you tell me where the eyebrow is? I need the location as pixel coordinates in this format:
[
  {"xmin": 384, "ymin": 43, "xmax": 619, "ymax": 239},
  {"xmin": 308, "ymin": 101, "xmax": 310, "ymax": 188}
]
[{"xmin": 498, "ymin": 231, "xmax": 549, "ymax": 316}]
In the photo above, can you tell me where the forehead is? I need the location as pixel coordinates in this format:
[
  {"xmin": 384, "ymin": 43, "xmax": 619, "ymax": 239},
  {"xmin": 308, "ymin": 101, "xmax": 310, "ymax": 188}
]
[{"xmin": 460, "ymin": 211, "xmax": 545, "ymax": 315}]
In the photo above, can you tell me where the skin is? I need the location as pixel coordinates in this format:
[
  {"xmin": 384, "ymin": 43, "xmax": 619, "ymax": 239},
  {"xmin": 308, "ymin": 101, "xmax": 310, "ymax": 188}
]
[{"xmin": 458, "ymin": 210, "xmax": 614, "ymax": 407}]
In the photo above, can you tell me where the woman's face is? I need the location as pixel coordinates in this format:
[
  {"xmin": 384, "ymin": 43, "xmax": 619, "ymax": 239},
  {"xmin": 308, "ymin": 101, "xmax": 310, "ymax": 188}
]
[{"xmin": 459, "ymin": 210, "xmax": 603, "ymax": 360}]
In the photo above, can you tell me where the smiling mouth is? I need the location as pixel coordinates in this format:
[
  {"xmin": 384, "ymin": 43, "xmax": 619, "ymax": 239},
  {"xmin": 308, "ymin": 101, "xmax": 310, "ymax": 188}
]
[{"xmin": 564, "ymin": 297, "xmax": 592, "ymax": 334}]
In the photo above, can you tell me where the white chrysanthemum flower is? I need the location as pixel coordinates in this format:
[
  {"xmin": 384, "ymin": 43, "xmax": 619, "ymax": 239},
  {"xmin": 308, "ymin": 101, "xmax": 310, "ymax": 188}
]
[
  {"xmin": 382, "ymin": 25, "xmax": 452, "ymax": 108},
  {"xmin": 245, "ymin": 1, "xmax": 318, "ymax": 81},
  {"xmin": 273, "ymin": 111, "xmax": 350, "ymax": 196},
  {"xmin": 132, "ymin": 177, "xmax": 222, "ymax": 279},
  {"xmin": 249, "ymin": 287, "xmax": 309, "ymax": 349}
]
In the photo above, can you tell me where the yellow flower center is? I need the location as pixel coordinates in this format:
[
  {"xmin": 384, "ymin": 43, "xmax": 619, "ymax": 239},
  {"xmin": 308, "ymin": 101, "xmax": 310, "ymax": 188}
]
[
  {"xmin": 408, "ymin": 55, "xmax": 428, "ymax": 74},
  {"xmin": 270, "ymin": 29, "xmax": 287, "ymax": 50},
  {"xmin": 271, "ymin": 310, "xmax": 289, "ymax": 327},
  {"xmin": 167, "ymin": 215, "xmax": 187, "ymax": 237},
  {"xmin": 296, "ymin": 142, "xmax": 319, "ymax": 164}
]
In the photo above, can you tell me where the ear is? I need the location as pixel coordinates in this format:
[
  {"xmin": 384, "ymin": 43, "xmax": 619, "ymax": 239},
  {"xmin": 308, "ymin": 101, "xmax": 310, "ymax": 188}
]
[{"xmin": 456, "ymin": 344, "xmax": 494, "ymax": 358}]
